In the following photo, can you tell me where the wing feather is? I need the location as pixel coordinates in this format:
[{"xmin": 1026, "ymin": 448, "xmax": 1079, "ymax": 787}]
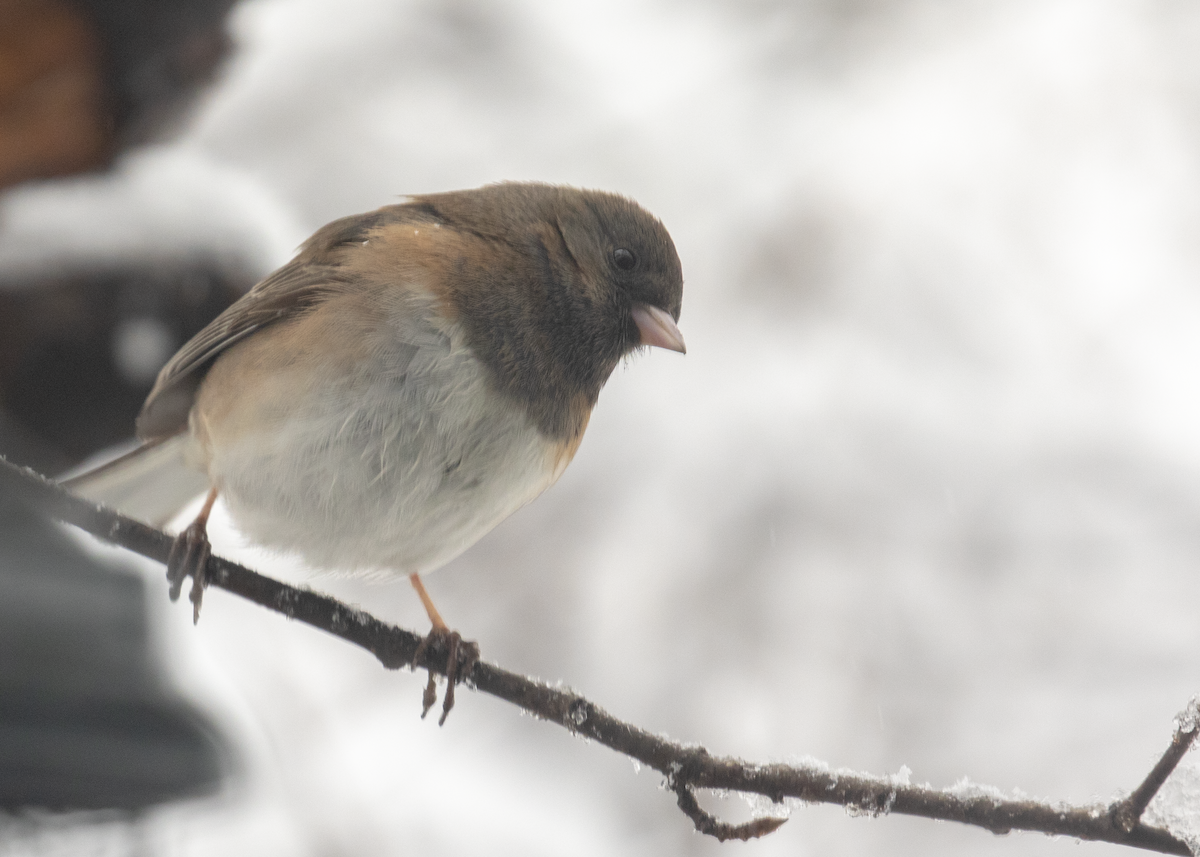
[{"xmin": 136, "ymin": 206, "xmax": 416, "ymax": 440}]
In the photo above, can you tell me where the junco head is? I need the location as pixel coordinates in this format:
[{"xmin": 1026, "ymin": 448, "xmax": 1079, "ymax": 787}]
[
  {"xmin": 69, "ymin": 182, "xmax": 685, "ymax": 683},
  {"xmin": 404, "ymin": 183, "xmax": 684, "ymax": 440}
]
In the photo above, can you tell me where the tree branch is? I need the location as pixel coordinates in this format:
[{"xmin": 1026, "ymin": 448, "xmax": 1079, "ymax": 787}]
[{"xmin": 1, "ymin": 456, "xmax": 1195, "ymax": 854}]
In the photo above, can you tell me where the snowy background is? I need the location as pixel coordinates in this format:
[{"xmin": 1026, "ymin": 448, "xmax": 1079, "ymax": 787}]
[{"xmin": 4, "ymin": 0, "xmax": 1200, "ymax": 854}]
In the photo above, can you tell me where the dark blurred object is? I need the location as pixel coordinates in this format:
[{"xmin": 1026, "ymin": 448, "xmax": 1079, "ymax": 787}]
[
  {"xmin": 0, "ymin": 274, "xmax": 240, "ymax": 809},
  {"xmin": 0, "ymin": 0, "xmax": 237, "ymax": 190},
  {"xmin": 0, "ymin": 0, "xmax": 248, "ymax": 818},
  {"xmin": 0, "ymin": 263, "xmax": 246, "ymax": 474},
  {"xmin": 0, "ymin": 500, "xmax": 228, "ymax": 809}
]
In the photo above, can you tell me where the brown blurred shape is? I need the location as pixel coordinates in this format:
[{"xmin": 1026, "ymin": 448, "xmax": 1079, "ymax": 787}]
[
  {"xmin": 0, "ymin": 0, "xmax": 110, "ymax": 187},
  {"xmin": 0, "ymin": 0, "xmax": 238, "ymax": 191}
]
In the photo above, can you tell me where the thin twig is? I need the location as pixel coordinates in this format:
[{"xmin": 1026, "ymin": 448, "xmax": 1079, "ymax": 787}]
[
  {"xmin": 0, "ymin": 456, "xmax": 1193, "ymax": 855},
  {"xmin": 1111, "ymin": 698, "xmax": 1200, "ymax": 833},
  {"xmin": 671, "ymin": 778, "xmax": 788, "ymax": 841}
]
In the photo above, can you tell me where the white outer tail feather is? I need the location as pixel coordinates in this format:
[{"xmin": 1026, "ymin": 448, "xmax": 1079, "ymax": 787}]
[{"xmin": 62, "ymin": 435, "xmax": 209, "ymax": 528}]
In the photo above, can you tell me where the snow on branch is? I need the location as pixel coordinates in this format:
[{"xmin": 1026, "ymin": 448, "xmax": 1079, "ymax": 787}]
[{"xmin": 1, "ymin": 457, "xmax": 1196, "ymax": 854}]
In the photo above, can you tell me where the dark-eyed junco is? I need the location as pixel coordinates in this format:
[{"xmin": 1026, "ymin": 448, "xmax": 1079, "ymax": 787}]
[{"xmin": 68, "ymin": 181, "xmax": 685, "ymax": 720}]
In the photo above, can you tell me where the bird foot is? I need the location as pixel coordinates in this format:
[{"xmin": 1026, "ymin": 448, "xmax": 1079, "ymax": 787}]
[
  {"xmin": 412, "ymin": 627, "xmax": 480, "ymax": 725},
  {"xmin": 167, "ymin": 518, "xmax": 211, "ymax": 624}
]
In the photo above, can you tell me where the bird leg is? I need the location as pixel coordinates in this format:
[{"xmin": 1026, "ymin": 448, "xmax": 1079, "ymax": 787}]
[
  {"xmin": 167, "ymin": 487, "xmax": 219, "ymax": 625},
  {"xmin": 409, "ymin": 572, "xmax": 479, "ymax": 725}
]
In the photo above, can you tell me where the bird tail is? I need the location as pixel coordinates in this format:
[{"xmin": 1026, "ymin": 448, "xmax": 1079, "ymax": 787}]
[{"xmin": 61, "ymin": 435, "xmax": 210, "ymax": 528}]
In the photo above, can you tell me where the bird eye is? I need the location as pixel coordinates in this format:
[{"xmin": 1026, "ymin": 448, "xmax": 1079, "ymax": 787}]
[{"xmin": 613, "ymin": 248, "xmax": 637, "ymax": 271}]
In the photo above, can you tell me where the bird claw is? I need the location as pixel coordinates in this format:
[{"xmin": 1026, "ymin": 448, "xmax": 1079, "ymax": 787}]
[
  {"xmin": 167, "ymin": 518, "xmax": 211, "ymax": 624},
  {"xmin": 412, "ymin": 628, "xmax": 480, "ymax": 725}
]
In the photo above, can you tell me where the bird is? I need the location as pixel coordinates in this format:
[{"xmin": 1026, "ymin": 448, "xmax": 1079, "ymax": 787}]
[{"xmin": 66, "ymin": 181, "xmax": 685, "ymax": 722}]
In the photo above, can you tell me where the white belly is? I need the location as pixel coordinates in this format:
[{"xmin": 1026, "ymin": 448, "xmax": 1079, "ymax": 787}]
[{"xmin": 189, "ymin": 291, "xmax": 561, "ymax": 576}]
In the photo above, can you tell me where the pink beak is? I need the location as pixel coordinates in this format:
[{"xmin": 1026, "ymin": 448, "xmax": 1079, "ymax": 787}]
[{"xmin": 631, "ymin": 303, "xmax": 686, "ymax": 354}]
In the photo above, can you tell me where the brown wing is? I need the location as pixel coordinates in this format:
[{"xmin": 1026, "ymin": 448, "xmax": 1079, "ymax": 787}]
[{"xmin": 136, "ymin": 206, "xmax": 411, "ymax": 440}]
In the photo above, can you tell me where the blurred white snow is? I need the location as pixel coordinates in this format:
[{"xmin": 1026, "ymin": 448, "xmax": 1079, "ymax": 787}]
[
  {"xmin": 0, "ymin": 146, "xmax": 304, "ymax": 283},
  {"xmin": 10, "ymin": 0, "xmax": 1200, "ymax": 854}
]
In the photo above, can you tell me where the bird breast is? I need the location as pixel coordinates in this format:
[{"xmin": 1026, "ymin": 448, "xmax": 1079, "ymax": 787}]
[{"xmin": 187, "ymin": 285, "xmax": 568, "ymax": 576}]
